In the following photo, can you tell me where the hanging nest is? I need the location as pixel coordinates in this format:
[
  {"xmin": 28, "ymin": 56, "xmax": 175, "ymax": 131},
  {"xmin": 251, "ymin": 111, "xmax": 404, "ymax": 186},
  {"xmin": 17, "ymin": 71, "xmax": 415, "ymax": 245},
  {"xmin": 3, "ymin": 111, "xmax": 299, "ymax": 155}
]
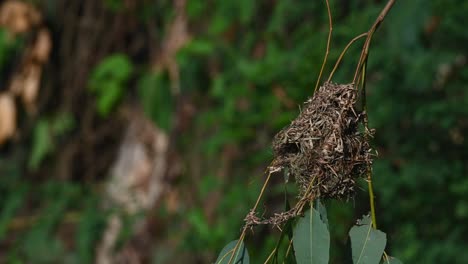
[
  {"xmin": 271, "ymin": 82, "xmax": 374, "ymax": 200},
  {"xmin": 244, "ymin": 82, "xmax": 375, "ymax": 228}
]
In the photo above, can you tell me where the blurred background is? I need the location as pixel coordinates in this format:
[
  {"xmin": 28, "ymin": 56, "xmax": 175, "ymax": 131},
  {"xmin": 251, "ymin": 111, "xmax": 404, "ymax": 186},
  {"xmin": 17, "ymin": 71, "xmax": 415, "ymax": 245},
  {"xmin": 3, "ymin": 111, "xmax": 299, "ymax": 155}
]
[{"xmin": 0, "ymin": 0, "xmax": 467, "ymax": 263}]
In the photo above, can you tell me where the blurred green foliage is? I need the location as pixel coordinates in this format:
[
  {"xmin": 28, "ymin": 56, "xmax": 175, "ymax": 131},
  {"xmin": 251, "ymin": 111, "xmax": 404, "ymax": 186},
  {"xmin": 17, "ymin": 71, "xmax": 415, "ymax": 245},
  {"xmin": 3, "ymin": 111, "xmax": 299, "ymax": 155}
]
[
  {"xmin": 0, "ymin": 171, "xmax": 106, "ymax": 263},
  {"xmin": 0, "ymin": 0, "xmax": 467, "ymax": 263},
  {"xmin": 0, "ymin": 29, "xmax": 24, "ymax": 85},
  {"xmin": 88, "ymin": 54, "xmax": 134, "ymax": 117},
  {"xmin": 138, "ymin": 72, "xmax": 173, "ymax": 132},
  {"xmin": 368, "ymin": 1, "xmax": 468, "ymax": 262},
  {"xmin": 29, "ymin": 113, "xmax": 75, "ymax": 170}
]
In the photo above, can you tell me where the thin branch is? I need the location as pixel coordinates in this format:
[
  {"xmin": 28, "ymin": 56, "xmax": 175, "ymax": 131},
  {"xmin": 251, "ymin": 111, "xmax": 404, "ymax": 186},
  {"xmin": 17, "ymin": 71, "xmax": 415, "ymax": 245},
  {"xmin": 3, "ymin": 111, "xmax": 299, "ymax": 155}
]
[
  {"xmin": 263, "ymin": 248, "xmax": 276, "ymax": 264},
  {"xmin": 360, "ymin": 58, "xmax": 378, "ymax": 229},
  {"xmin": 227, "ymin": 171, "xmax": 273, "ymax": 264},
  {"xmin": 353, "ymin": 0, "xmax": 396, "ymax": 83},
  {"xmin": 367, "ymin": 171, "xmax": 377, "ymax": 229},
  {"xmin": 314, "ymin": 0, "xmax": 333, "ymax": 93},
  {"xmin": 282, "ymin": 238, "xmax": 294, "ymax": 264},
  {"xmin": 355, "ymin": 0, "xmax": 396, "ymax": 231},
  {"xmin": 327, "ymin": 32, "xmax": 368, "ymax": 82}
]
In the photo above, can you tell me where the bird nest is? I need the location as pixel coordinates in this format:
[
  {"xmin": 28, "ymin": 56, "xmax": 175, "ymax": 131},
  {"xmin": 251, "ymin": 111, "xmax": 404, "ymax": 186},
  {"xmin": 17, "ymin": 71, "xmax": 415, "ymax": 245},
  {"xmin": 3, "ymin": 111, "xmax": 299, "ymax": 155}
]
[
  {"xmin": 244, "ymin": 82, "xmax": 375, "ymax": 228},
  {"xmin": 271, "ymin": 82, "xmax": 374, "ymax": 200}
]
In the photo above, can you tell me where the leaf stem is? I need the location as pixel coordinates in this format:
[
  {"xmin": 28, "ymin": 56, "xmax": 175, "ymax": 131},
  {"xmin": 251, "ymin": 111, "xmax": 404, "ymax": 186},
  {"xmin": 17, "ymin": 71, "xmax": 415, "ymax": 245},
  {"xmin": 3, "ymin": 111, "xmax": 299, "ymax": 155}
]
[
  {"xmin": 368, "ymin": 170, "xmax": 377, "ymax": 229},
  {"xmin": 360, "ymin": 58, "xmax": 377, "ymax": 230},
  {"xmin": 357, "ymin": 0, "xmax": 396, "ymax": 230}
]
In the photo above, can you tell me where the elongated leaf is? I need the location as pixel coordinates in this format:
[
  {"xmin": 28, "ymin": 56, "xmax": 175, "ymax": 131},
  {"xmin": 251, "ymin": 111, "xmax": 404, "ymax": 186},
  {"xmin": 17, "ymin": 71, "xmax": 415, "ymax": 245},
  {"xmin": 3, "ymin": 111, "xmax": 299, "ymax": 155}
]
[
  {"xmin": 349, "ymin": 216, "xmax": 387, "ymax": 264},
  {"xmin": 293, "ymin": 206, "xmax": 330, "ymax": 264},
  {"xmin": 315, "ymin": 199, "xmax": 328, "ymax": 227},
  {"xmin": 215, "ymin": 240, "xmax": 249, "ymax": 264},
  {"xmin": 383, "ymin": 256, "xmax": 403, "ymax": 264}
]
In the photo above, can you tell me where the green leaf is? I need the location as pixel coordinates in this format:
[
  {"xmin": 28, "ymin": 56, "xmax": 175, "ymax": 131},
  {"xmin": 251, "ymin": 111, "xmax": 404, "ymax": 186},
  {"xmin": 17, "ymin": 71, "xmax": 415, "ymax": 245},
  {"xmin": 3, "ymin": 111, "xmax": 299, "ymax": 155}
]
[
  {"xmin": 89, "ymin": 54, "xmax": 133, "ymax": 89},
  {"xmin": 28, "ymin": 120, "xmax": 53, "ymax": 170},
  {"xmin": 88, "ymin": 54, "xmax": 133, "ymax": 116},
  {"xmin": 293, "ymin": 206, "xmax": 330, "ymax": 264},
  {"xmin": 315, "ymin": 199, "xmax": 328, "ymax": 227},
  {"xmin": 349, "ymin": 215, "xmax": 387, "ymax": 264},
  {"xmin": 382, "ymin": 256, "xmax": 403, "ymax": 264},
  {"xmin": 96, "ymin": 82, "xmax": 124, "ymax": 117},
  {"xmin": 137, "ymin": 72, "xmax": 173, "ymax": 131},
  {"xmin": 215, "ymin": 240, "xmax": 249, "ymax": 264}
]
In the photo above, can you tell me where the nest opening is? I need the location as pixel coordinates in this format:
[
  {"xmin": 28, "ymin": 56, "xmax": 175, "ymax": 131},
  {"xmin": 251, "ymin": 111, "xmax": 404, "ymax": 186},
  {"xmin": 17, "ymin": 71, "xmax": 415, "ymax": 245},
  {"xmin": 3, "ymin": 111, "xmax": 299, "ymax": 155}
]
[{"xmin": 279, "ymin": 142, "xmax": 300, "ymax": 155}]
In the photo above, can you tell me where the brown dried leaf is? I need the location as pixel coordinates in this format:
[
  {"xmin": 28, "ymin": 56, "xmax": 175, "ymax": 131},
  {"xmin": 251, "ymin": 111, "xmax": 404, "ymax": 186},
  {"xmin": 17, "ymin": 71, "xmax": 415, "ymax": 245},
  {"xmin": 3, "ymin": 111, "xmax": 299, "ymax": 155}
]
[
  {"xmin": 20, "ymin": 64, "xmax": 42, "ymax": 113},
  {"xmin": 0, "ymin": 0, "xmax": 41, "ymax": 34},
  {"xmin": 32, "ymin": 28, "xmax": 52, "ymax": 63},
  {"xmin": 0, "ymin": 93, "xmax": 16, "ymax": 145}
]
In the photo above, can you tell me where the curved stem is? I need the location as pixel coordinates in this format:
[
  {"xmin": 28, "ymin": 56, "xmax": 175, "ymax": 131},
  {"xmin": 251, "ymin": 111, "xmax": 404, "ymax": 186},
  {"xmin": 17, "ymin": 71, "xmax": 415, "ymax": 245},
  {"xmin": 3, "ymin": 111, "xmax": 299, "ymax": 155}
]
[
  {"xmin": 263, "ymin": 248, "xmax": 276, "ymax": 264},
  {"xmin": 314, "ymin": 0, "xmax": 333, "ymax": 93},
  {"xmin": 282, "ymin": 238, "xmax": 294, "ymax": 264},
  {"xmin": 360, "ymin": 59, "xmax": 377, "ymax": 229},
  {"xmin": 327, "ymin": 32, "xmax": 367, "ymax": 82},
  {"xmin": 354, "ymin": 1, "xmax": 396, "ymax": 230},
  {"xmin": 353, "ymin": 0, "xmax": 396, "ymax": 83}
]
